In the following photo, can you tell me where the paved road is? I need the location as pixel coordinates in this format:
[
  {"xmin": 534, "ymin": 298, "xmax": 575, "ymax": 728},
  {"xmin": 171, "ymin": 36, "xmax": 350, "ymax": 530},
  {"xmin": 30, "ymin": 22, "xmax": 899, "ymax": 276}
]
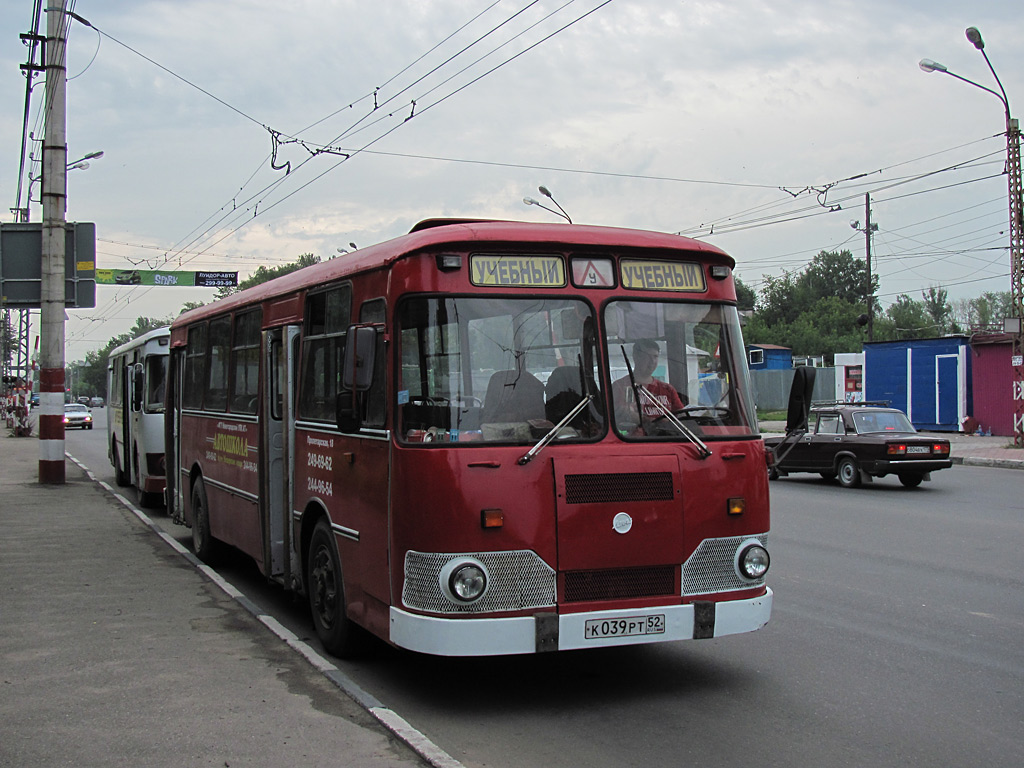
[{"xmin": 65, "ymin": 413, "xmax": 1024, "ymax": 768}]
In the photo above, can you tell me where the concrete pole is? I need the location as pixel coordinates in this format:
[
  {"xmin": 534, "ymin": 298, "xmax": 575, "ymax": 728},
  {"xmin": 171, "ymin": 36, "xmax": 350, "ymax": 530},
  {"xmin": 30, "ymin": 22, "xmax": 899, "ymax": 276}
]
[
  {"xmin": 864, "ymin": 194, "xmax": 874, "ymax": 343},
  {"xmin": 39, "ymin": 1, "xmax": 68, "ymax": 484}
]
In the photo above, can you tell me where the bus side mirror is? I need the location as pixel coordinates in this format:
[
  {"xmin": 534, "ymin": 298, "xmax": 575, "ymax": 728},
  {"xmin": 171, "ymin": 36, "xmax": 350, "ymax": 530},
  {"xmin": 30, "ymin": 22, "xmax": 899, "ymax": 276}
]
[
  {"xmin": 342, "ymin": 326, "xmax": 376, "ymax": 392},
  {"xmin": 336, "ymin": 326, "xmax": 377, "ymax": 432},
  {"xmin": 131, "ymin": 364, "xmax": 144, "ymax": 412},
  {"xmin": 336, "ymin": 392, "xmax": 359, "ymax": 433},
  {"xmin": 786, "ymin": 366, "xmax": 816, "ymax": 433}
]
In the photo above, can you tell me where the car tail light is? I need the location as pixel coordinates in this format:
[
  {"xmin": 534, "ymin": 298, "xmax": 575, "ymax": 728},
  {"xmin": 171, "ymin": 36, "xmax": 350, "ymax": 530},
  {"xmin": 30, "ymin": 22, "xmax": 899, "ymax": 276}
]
[
  {"xmin": 933, "ymin": 443, "xmax": 950, "ymax": 455},
  {"xmin": 887, "ymin": 443, "xmax": 907, "ymax": 455}
]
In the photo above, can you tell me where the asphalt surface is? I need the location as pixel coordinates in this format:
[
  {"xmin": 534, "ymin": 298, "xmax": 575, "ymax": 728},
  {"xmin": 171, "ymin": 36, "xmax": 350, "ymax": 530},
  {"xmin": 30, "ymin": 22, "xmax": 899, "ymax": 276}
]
[{"xmin": 0, "ymin": 427, "xmax": 451, "ymax": 768}]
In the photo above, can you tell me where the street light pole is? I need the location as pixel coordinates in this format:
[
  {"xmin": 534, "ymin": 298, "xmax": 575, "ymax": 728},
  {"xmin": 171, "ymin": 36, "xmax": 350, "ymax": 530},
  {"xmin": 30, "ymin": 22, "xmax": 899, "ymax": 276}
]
[
  {"xmin": 920, "ymin": 28, "xmax": 1024, "ymax": 447},
  {"xmin": 39, "ymin": 0, "xmax": 69, "ymax": 483}
]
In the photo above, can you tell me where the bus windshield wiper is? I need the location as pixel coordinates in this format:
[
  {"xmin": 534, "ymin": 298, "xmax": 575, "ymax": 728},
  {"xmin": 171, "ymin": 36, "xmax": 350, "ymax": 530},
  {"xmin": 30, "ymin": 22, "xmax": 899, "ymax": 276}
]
[
  {"xmin": 638, "ymin": 385, "xmax": 712, "ymax": 459},
  {"xmin": 518, "ymin": 395, "xmax": 592, "ymax": 465}
]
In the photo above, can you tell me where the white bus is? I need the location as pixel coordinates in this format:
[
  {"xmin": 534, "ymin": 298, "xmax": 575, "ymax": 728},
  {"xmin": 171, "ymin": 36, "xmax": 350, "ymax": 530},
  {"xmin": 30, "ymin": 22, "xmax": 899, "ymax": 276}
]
[{"xmin": 107, "ymin": 327, "xmax": 170, "ymax": 508}]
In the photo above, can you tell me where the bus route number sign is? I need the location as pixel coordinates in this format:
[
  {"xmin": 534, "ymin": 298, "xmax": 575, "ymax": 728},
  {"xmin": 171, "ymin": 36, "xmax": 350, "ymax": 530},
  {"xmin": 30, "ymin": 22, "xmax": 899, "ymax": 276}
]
[
  {"xmin": 584, "ymin": 614, "xmax": 666, "ymax": 640},
  {"xmin": 470, "ymin": 255, "xmax": 566, "ymax": 287},
  {"xmin": 620, "ymin": 259, "xmax": 706, "ymax": 292}
]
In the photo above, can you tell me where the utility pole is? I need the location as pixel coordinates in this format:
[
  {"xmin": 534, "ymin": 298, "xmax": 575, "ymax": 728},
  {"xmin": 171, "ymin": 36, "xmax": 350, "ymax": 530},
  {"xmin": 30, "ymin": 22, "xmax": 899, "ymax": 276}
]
[
  {"xmin": 39, "ymin": 0, "xmax": 68, "ymax": 484},
  {"xmin": 851, "ymin": 195, "xmax": 878, "ymax": 342},
  {"xmin": 864, "ymin": 194, "xmax": 876, "ymax": 342}
]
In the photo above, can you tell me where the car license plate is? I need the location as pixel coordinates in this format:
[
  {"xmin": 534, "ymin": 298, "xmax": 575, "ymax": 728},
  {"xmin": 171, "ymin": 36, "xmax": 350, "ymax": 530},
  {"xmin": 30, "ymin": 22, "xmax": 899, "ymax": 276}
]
[
  {"xmin": 906, "ymin": 445, "xmax": 930, "ymax": 454},
  {"xmin": 584, "ymin": 614, "xmax": 666, "ymax": 640}
]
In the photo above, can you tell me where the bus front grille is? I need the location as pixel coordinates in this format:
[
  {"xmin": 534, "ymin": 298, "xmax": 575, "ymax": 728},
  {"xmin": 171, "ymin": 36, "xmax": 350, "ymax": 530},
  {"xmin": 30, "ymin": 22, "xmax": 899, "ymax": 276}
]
[
  {"xmin": 403, "ymin": 550, "xmax": 556, "ymax": 614},
  {"xmin": 682, "ymin": 534, "xmax": 769, "ymax": 595},
  {"xmin": 563, "ymin": 472, "xmax": 674, "ymax": 504},
  {"xmin": 563, "ymin": 565, "xmax": 676, "ymax": 602}
]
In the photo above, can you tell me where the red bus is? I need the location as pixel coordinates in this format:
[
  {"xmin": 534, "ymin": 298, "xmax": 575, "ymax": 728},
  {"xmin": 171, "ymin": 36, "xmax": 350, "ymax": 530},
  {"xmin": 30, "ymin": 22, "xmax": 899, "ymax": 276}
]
[{"xmin": 166, "ymin": 219, "xmax": 772, "ymax": 657}]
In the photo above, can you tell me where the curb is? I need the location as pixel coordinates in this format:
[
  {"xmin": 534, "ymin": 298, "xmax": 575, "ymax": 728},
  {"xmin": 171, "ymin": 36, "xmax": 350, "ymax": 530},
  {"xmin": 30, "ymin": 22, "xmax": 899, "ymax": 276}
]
[
  {"xmin": 66, "ymin": 452, "xmax": 466, "ymax": 768},
  {"xmin": 951, "ymin": 456, "xmax": 1024, "ymax": 471}
]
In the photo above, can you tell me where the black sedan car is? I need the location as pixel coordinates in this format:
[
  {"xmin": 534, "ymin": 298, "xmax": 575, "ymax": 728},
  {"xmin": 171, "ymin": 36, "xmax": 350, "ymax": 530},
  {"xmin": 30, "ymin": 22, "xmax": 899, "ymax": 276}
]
[{"xmin": 765, "ymin": 403, "xmax": 952, "ymax": 488}]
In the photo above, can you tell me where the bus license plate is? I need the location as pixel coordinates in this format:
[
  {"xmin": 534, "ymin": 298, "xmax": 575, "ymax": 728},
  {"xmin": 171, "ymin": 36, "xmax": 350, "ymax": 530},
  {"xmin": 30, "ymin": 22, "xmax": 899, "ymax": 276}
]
[
  {"xmin": 906, "ymin": 445, "xmax": 930, "ymax": 454},
  {"xmin": 584, "ymin": 615, "xmax": 666, "ymax": 640}
]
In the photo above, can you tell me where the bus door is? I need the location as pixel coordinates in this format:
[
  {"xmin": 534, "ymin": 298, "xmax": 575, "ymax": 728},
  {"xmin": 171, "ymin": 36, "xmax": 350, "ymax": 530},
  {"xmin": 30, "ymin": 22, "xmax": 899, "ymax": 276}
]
[
  {"xmin": 119, "ymin": 354, "xmax": 135, "ymax": 485},
  {"xmin": 261, "ymin": 326, "xmax": 299, "ymax": 587},
  {"xmin": 166, "ymin": 347, "xmax": 184, "ymax": 523}
]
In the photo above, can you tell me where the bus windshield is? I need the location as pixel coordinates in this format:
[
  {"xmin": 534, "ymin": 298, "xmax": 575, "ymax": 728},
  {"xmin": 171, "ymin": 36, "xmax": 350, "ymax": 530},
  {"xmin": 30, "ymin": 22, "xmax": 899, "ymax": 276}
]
[
  {"xmin": 604, "ymin": 300, "xmax": 757, "ymax": 439},
  {"xmin": 398, "ymin": 296, "xmax": 604, "ymax": 444}
]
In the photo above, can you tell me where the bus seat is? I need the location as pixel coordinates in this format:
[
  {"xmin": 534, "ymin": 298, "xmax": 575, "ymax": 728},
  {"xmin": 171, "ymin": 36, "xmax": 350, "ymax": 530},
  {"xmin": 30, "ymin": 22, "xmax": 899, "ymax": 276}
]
[
  {"xmin": 545, "ymin": 366, "xmax": 583, "ymax": 424},
  {"xmin": 481, "ymin": 369, "xmax": 545, "ymax": 424}
]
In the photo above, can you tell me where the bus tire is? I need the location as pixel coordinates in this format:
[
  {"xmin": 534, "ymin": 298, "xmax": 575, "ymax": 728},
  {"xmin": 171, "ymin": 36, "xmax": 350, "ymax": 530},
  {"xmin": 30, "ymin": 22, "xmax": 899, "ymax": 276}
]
[
  {"xmin": 113, "ymin": 442, "xmax": 130, "ymax": 487},
  {"xmin": 190, "ymin": 478, "xmax": 219, "ymax": 563},
  {"xmin": 307, "ymin": 518, "xmax": 359, "ymax": 657}
]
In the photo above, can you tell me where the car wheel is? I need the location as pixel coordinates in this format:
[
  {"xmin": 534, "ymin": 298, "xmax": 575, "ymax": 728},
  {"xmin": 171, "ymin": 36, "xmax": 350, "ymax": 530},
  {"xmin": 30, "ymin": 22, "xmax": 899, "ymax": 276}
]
[
  {"xmin": 768, "ymin": 467, "xmax": 780, "ymax": 481},
  {"xmin": 190, "ymin": 478, "xmax": 219, "ymax": 563},
  {"xmin": 307, "ymin": 518, "xmax": 360, "ymax": 657},
  {"xmin": 899, "ymin": 473, "xmax": 924, "ymax": 488},
  {"xmin": 837, "ymin": 457, "xmax": 861, "ymax": 488}
]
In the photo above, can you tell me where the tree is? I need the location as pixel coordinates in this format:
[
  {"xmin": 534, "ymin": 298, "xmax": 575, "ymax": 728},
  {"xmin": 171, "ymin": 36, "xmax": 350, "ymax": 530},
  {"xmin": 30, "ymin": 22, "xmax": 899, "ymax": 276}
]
[
  {"xmin": 875, "ymin": 294, "xmax": 932, "ymax": 340},
  {"xmin": 734, "ymin": 277, "xmax": 757, "ymax": 312},
  {"xmin": 921, "ymin": 286, "xmax": 960, "ymax": 335},
  {"xmin": 745, "ymin": 250, "xmax": 876, "ymax": 361},
  {"xmin": 215, "ymin": 253, "xmax": 321, "ymax": 299}
]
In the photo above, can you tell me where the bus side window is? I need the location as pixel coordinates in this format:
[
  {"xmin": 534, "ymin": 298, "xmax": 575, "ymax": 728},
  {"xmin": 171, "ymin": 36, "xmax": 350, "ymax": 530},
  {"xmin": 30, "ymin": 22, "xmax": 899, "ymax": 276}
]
[{"xmin": 359, "ymin": 300, "xmax": 387, "ymax": 428}]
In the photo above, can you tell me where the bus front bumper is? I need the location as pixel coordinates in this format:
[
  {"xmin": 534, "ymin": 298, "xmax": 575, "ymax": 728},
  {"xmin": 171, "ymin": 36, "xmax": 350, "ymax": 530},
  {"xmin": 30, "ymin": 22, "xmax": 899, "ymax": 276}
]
[{"xmin": 389, "ymin": 588, "xmax": 772, "ymax": 656}]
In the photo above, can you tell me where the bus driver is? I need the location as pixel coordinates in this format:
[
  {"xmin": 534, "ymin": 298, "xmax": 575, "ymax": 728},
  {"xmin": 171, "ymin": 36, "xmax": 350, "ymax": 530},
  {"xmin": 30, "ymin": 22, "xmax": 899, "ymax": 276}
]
[{"xmin": 613, "ymin": 338, "xmax": 685, "ymax": 430}]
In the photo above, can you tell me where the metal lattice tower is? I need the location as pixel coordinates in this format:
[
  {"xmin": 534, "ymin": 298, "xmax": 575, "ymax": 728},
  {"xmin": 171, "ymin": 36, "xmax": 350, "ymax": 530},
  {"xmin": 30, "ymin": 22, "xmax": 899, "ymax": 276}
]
[{"xmin": 1007, "ymin": 118, "xmax": 1023, "ymax": 447}]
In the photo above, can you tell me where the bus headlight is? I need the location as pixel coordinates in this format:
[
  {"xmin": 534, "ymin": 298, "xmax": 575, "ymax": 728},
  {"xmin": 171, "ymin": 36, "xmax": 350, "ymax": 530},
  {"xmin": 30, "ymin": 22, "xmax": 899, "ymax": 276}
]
[
  {"xmin": 736, "ymin": 541, "xmax": 770, "ymax": 581},
  {"xmin": 440, "ymin": 558, "xmax": 489, "ymax": 603}
]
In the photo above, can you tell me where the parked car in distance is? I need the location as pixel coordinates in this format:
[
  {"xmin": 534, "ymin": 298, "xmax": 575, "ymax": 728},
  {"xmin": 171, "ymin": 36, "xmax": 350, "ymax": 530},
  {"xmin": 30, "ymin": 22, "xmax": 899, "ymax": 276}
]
[
  {"xmin": 77, "ymin": 396, "xmax": 91, "ymax": 405},
  {"xmin": 89, "ymin": 396, "xmax": 104, "ymax": 408},
  {"xmin": 30, "ymin": 393, "xmax": 40, "ymax": 407},
  {"xmin": 765, "ymin": 403, "xmax": 952, "ymax": 488},
  {"xmin": 63, "ymin": 403, "xmax": 94, "ymax": 430}
]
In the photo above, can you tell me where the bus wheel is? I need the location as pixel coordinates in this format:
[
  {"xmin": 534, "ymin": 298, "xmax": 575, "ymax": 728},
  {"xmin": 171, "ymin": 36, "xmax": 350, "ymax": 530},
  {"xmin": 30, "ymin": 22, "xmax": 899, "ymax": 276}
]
[
  {"xmin": 113, "ymin": 443, "xmax": 130, "ymax": 487},
  {"xmin": 190, "ymin": 478, "xmax": 219, "ymax": 563},
  {"xmin": 307, "ymin": 518, "xmax": 358, "ymax": 657}
]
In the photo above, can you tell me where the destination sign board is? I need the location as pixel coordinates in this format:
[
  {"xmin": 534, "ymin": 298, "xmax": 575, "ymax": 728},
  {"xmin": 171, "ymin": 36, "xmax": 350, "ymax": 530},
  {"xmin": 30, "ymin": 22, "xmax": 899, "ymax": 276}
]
[
  {"xmin": 620, "ymin": 259, "xmax": 706, "ymax": 292},
  {"xmin": 470, "ymin": 255, "xmax": 565, "ymax": 287}
]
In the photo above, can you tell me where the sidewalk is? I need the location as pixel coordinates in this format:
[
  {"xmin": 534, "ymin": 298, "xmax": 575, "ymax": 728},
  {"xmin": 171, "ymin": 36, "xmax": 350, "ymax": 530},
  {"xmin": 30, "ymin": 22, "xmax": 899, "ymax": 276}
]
[
  {"xmin": 759, "ymin": 420, "xmax": 1024, "ymax": 470},
  {"xmin": 0, "ymin": 430, "xmax": 449, "ymax": 768}
]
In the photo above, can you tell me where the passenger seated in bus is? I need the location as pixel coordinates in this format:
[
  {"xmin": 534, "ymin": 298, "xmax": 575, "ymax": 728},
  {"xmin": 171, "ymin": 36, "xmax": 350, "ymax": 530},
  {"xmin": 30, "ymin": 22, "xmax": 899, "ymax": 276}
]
[{"xmin": 612, "ymin": 339, "xmax": 684, "ymax": 429}]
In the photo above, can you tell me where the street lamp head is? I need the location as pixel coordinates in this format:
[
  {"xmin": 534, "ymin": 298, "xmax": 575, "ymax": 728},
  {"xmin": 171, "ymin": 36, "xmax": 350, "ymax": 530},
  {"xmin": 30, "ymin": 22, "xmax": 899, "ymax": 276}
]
[
  {"xmin": 82, "ymin": 150, "xmax": 104, "ymax": 161},
  {"xmin": 538, "ymin": 185, "xmax": 553, "ymax": 199},
  {"xmin": 919, "ymin": 58, "xmax": 947, "ymax": 73},
  {"xmin": 523, "ymin": 197, "xmax": 540, "ymax": 206},
  {"xmin": 965, "ymin": 27, "xmax": 984, "ymax": 50}
]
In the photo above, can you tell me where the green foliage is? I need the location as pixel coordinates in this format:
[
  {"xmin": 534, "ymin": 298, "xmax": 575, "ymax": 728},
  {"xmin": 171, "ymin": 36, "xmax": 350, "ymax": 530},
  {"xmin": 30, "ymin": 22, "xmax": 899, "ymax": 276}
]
[
  {"xmin": 746, "ymin": 250, "xmax": 875, "ymax": 360},
  {"xmin": 215, "ymin": 253, "xmax": 321, "ymax": 299},
  {"xmin": 733, "ymin": 276, "xmax": 757, "ymax": 312}
]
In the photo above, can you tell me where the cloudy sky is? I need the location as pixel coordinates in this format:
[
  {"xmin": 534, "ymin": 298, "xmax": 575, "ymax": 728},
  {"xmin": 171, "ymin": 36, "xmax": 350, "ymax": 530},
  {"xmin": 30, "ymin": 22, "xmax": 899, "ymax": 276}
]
[{"xmin": 2, "ymin": 0, "xmax": 1021, "ymax": 361}]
